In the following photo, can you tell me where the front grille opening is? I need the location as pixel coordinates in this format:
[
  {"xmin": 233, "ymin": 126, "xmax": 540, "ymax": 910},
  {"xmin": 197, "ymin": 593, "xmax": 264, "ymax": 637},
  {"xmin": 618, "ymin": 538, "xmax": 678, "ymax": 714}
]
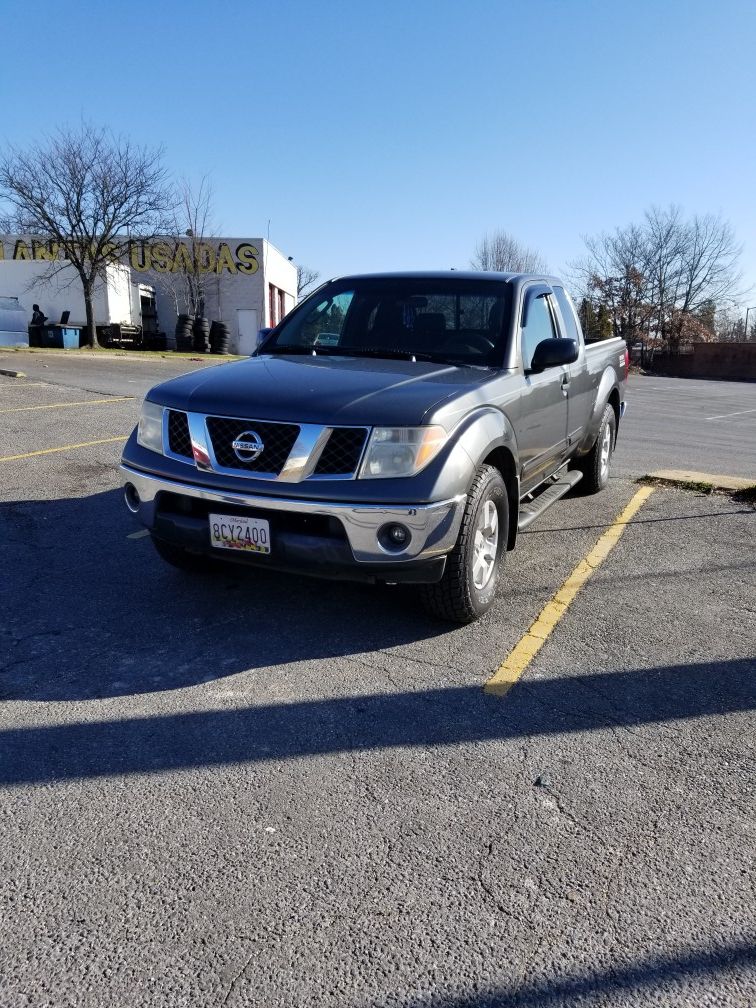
[
  {"xmin": 167, "ymin": 410, "xmax": 193, "ymax": 458},
  {"xmin": 157, "ymin": 492, "xmax": 347, "ymax": 541},
  {"xmin": 206, "ymin": 416, "xmax": 300, "ymax": 474},
  {"xmin": 314, "ymin": 428, "xmax": 367, "ymax": 476}
]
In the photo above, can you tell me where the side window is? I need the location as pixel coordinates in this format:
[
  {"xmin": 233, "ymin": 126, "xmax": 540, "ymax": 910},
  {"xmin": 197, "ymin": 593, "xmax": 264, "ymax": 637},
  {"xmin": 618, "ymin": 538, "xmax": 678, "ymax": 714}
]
[
  {"xmin": 520, "ymin": 292, "xmax": 556, "ymax": 370},
  {"xmin": 552, "ymin": 286, "xmax": 582, "ymax": 344}
]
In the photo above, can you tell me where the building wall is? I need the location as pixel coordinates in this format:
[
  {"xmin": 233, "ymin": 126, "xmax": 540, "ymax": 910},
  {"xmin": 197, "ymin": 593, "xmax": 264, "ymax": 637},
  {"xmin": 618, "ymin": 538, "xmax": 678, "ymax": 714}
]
[
  {"xmin": 262, "ymin": 244, "xmax": 298, "ymax": 325},
  {"xmin": 127, "ymin": 237, "xmax": 296, "ymax": 352},
  {"xmin": 0, "ymin": 235, "xmax": 297, "ymax": 353}
]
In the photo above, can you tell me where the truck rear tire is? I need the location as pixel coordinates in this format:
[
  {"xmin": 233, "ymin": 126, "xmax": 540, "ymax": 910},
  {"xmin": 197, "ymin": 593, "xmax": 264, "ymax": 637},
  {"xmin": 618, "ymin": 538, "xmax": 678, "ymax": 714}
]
[
  {"xmin": 575, "ymin": 404, "xmax": 616, "ymax": 494},
  {"xmin": 420, "ymin": 465, "xmax": 507, "ymax": 624}
]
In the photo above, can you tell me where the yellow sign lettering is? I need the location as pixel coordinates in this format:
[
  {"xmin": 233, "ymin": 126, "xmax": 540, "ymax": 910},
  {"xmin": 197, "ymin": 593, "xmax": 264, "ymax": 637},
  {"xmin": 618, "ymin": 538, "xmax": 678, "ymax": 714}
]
[
  {"xmin": 194, "ymin": 242, "xmax": 216, "ymax": 273},
  {"xmin": 172, "ymin": 243, "xmax": 193, "ymax": 274},
  {"xmin": 130, "ymin": 243, "xmax": 151, "ymax": 272},
  {"xmin": 215, "ymin": 243, "xmax": 236, "ymax": 274},
  {"xmin": 150, "ymin": 241, "xmax": 172, "ymax": 273},
  {"xmin": 32, "ymin": 241, "xmax": 57, "ymax": 261},
  {"xmin": 13, "ymin": 240, "xmax": 31, "ymax": 260},
  {"xmin": 236, "ymin": 243, "xmax": 259, "ymax": 274}
]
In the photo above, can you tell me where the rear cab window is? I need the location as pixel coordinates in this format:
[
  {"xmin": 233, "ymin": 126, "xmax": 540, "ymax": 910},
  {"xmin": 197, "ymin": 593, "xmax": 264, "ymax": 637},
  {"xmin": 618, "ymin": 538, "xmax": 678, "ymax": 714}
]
[{"xmin": 551, "ymin": 286, "xmax": 584, "ymax": 346}]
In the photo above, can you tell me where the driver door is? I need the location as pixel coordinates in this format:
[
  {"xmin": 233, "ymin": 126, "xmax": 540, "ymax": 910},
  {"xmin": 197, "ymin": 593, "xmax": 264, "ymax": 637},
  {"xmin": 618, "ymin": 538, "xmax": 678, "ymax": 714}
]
[{"xmin": 514, "ymin": 285, "xmax": 569, "ymax": 493}]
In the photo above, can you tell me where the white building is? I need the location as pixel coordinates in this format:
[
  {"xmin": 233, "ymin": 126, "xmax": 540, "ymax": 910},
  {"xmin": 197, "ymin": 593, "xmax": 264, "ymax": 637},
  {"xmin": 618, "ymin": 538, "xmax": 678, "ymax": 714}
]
[{"xmin": 0, "ymin": 235, "xmax": 298, "ymax": 354}]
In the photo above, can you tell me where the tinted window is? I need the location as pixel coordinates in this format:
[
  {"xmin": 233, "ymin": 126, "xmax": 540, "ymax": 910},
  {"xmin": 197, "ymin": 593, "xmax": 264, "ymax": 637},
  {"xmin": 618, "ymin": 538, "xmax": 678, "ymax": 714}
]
[
  {"xmin": 294, "ymin": 291, "xmax": 354, "ymax": 347},
  {"xmin": 552, "ymin": 286, "xmax": 582, "ymax": 344},
  {"xmin": 521, "ymin": 292, "xmax": 556, "ymax": 370},
  {"xmin": 266, "ymin": 278, "xmax": 512, "ymax": 366}
]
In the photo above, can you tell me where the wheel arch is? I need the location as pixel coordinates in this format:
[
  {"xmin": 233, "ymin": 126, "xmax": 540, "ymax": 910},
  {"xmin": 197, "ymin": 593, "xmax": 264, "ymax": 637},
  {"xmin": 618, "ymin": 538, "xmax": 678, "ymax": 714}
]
[
  {"xmin": 607, "ymin": 386, "xmax": 621, "ymax": 443},
  {"xmin": 481, "ymin": 445, "xmax": 519, "ymax": 551},
  {"xmin": 576, "ymin": 366, "xmax": 620, "ymax": 455}
]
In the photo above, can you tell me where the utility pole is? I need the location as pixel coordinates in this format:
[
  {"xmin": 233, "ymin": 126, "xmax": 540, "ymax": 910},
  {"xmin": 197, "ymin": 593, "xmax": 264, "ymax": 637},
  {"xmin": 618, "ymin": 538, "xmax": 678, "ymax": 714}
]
[{"xmin": 744, "ymin": 305, "xmax": 756, "ymax": 342}]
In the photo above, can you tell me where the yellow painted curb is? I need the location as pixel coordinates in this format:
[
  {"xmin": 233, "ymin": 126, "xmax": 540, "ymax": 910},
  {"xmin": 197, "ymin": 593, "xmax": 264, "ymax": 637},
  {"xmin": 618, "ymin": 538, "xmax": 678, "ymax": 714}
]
[{"xmin": 647, "ymin": 470, "xmax": 755, "ymax": 493}]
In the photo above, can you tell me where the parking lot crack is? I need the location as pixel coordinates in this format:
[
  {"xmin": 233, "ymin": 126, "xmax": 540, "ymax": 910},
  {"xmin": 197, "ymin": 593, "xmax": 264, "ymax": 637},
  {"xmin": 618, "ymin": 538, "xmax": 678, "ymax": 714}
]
[
  {"xmin": 220, "ymin": 941, "xmax": 256, "ymax": 1006},
  {"xmin": 375, "ymin": 648, "xmax": 465, "ymax": 676},
  {"xmin": 339, "ymin": 654, "xmax": 406, "ymax": 693},
  {"xmin": 475, "ymin": 840, "xmax": 534, "ymax": 926}
]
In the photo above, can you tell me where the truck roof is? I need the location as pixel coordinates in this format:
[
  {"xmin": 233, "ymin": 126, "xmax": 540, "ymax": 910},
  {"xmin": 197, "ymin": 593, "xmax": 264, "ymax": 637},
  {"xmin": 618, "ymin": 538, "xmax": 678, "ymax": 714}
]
[{"xmin": 325, "ymin": 270, "xmax": 563, "ymax": 285}]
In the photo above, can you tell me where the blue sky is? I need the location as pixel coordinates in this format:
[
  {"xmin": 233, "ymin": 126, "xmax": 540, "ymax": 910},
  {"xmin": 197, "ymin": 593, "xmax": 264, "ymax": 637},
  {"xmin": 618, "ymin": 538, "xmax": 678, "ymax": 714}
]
[{"xmin": 3, "ymin": 0, "xmax": 755, "ymax": 299}]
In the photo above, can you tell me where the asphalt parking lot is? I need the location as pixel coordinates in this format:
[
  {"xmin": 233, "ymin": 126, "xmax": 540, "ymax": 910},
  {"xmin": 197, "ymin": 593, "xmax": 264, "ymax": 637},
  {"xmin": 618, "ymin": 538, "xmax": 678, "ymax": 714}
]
[{"xmin": 1, "ymin": 352, "xmax": 755, "ymax": 1008}]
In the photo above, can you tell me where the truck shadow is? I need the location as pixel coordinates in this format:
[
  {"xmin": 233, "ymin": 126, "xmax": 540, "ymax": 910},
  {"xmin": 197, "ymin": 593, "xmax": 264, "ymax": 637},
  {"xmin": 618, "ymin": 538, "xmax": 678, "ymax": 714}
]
[
  {"xmin": 1, "ymin": 488, "xmax": 453, "ymax": 702},
  {"xmin": 401, "ymin": 937, "xmax": 756, "ymax": 1008},
  {"xmin": 1, "ymin": 657, "xmax": 754, "ymax": 787},
  {"xmin": 2, "ymin": 492, "xmax": 755, "ymax": 786}
]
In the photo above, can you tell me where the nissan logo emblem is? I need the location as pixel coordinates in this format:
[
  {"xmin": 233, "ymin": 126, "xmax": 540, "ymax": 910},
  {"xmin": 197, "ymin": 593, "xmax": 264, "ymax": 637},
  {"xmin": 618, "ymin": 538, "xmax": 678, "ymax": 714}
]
[{"xmin": 232, "ymin": 430, "xmax": 265, "ymax": 462}]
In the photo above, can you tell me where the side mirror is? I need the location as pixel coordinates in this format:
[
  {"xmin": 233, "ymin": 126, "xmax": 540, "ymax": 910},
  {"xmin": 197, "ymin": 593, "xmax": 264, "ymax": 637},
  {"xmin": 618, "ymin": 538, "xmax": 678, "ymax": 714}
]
[{"xmin": 528, "ymin": 338, "xmax": 578, "ymax": 374}]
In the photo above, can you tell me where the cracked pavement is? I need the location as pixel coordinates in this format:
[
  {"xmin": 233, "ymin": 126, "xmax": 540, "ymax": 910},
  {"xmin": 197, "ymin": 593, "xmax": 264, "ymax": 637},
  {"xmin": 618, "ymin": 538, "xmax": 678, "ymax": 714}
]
[{"xmin": 0, "ymin": 358, "xmax": 755, "ymax": 1007}]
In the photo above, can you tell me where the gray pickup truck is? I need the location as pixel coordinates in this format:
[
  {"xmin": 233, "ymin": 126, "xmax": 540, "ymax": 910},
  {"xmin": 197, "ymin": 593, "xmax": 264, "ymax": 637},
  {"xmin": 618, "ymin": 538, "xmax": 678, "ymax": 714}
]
[{"xmin": 121, "ymin": 272, "xmax": 627, "ymax": 622}]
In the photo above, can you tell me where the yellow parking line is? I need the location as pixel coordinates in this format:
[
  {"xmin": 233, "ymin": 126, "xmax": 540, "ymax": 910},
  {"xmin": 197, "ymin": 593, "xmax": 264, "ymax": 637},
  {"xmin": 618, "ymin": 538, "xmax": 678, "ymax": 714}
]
[
  {"xmin": 0, "ymin": 437, "xmax": 127, "ymax": 462},
  {"xmin": 0, "ymin": 396, "xmax": 134, "ymax": 414},
  {"xmin": 484, "ymin": 486, "xmax": 655, "ymax": 698}
]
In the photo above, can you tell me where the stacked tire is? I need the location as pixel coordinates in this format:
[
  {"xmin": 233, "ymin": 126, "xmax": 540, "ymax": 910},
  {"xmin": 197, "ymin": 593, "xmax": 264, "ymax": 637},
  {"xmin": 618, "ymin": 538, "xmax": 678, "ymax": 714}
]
[
  {"xmin": 192, "ymin": 316, "xmax": 210, "ymax": 354},
  {"xmin": 209, "ymin": 320, "xmax": 230, "ymax": 355},
  {"xmin": 175, "ymin": 314, "xmax": 193, "ymax": 352}
]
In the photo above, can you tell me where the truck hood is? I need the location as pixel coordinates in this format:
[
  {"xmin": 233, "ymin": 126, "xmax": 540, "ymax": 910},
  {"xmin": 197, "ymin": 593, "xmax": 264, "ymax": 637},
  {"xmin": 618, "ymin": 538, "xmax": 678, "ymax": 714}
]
[{"xmin": 147, "ymin": 354, "xmax": 496, "ymax": 427}]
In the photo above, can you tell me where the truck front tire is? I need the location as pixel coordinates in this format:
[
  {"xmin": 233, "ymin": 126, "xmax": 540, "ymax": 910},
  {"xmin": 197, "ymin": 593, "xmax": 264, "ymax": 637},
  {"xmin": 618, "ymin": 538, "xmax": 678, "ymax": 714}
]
[{"xmin": 420, "ymin": 465, "xmax": 508, "ymax": 624}]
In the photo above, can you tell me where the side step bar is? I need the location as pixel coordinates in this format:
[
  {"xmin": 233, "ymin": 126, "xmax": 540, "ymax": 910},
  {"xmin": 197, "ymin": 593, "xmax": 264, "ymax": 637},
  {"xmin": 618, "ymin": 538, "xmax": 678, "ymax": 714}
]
[{"xmin": 517, "ymin": 469, "xmax": 583, "ymax": 531}]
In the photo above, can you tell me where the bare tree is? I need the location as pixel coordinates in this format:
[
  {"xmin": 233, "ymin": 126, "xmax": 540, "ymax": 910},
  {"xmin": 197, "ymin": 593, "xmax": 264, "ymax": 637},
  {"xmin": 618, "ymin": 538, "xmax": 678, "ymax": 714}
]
[
  {"xmin": 158, "ymin": 175, "xmax": 217, "ymax": 318},
  {"xmin": 471, "ymin": 230, "xmax": 548, "ymax": 274},
  {"xmin": 667, "ymin": 211, "xmax": 743, "ymax": 348},
  {"xmin": 571, "ymin": 206, "xmax": 744, "ymax": 351},
  {"xmin": 0, "ymin": 124, "xmax": 174, "ymax": 347},
  {"xmin": 573, "ymin": 223, "xmax": 655, "ymax": 345},
  {"xmin": 297, "ymin": 264, "xmax": 320, "ymax": 299}
]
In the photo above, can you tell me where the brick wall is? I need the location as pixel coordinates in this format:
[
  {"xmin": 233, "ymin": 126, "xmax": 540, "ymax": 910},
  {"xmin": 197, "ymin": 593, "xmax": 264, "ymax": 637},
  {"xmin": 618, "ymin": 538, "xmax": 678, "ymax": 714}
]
[{"xmin": 651, "ymin": 343, "xmax": 756, "ymax": 380}]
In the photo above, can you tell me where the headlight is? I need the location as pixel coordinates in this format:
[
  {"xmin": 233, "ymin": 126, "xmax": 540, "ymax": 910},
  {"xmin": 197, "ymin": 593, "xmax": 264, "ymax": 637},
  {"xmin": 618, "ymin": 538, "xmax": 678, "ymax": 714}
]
[
  {"xmin": 137, "ymin": 400, "xmax": 164, "ymax": 454},
  {"xmin": 359, "ymin": 426, "xmax": 448, "ymax": 479}
]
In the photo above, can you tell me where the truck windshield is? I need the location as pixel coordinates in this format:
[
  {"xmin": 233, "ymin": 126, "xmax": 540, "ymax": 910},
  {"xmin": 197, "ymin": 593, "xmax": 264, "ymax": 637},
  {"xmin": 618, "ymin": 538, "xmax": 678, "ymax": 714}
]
[{"xmin": 264, "ymin": 277, "xmax": 512, "ymax": 367}]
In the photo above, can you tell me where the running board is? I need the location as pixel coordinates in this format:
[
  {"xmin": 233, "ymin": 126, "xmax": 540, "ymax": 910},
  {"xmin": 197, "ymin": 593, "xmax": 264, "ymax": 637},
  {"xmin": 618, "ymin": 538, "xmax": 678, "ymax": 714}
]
[{"xmin": 517, "ymin": 469, "xmax": 583, "ymax": 531}]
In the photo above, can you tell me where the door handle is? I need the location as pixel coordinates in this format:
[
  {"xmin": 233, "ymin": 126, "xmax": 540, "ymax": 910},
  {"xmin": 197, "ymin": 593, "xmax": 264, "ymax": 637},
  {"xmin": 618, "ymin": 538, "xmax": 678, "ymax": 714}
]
[{"xmin": 561, "ymin": 373, "xmax": 570, "ymax": 396}]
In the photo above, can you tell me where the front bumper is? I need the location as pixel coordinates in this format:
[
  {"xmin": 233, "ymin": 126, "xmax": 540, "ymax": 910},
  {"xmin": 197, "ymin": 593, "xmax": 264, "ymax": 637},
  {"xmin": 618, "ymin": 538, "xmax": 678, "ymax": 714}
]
[{"xmin": 121, "ymin": 464, "xmax": 465, "ymax": 584}]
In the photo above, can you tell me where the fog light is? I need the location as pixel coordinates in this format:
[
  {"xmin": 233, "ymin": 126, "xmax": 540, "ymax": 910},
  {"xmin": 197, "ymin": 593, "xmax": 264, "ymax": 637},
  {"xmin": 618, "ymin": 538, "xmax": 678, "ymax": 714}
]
[
  {"xmin": 388, "ymin": 524, "xmax": 408, "ymax": 544},
  {"xmin": 124, "ymin": 483, "xmax": 140, "ymax": 513},
  {"xmin": 378, "ymin": 523, "xmax": 411, "ymax": 552}
]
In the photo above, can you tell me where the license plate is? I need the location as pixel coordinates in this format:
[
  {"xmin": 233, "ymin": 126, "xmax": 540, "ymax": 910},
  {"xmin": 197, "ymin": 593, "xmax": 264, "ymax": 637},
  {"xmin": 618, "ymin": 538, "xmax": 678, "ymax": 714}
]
[{"xmin": 209, "ymin": 513, "xmax": 271, "ymax": 554}]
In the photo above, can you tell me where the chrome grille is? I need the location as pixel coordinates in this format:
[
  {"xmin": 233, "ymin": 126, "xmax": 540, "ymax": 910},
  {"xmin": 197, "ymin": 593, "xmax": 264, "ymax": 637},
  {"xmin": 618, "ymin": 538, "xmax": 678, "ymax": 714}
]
[
  {"xmin": 206, "ymin": 416, "xmax": 300, "ymax": 474},
  {"xmin": 314, "ymin": 428, "xmax": 367, "ymax": 476},
  {"xmin": 167, "ymin": 410, "xmax": 193, "ymax": 459}
]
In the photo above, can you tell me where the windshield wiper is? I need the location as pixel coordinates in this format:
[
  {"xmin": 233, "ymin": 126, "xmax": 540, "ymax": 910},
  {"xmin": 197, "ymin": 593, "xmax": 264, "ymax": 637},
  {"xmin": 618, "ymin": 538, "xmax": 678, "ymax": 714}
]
[
  {"xmin": 265, "ymin": 344, "xmax": 340, "ymax": 356},
  {"xmin": 265, "ymin": 344, "xmax": 475, "ymax": 366},
  {"xmin": 333, "ymin": 347, "xmax": 459, "ymax": 363}
]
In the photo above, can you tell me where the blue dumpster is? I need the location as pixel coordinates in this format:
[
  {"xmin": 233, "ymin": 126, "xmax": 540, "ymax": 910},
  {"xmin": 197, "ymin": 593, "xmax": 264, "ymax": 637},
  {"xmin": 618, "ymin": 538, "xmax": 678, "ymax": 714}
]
[{"xmin": 42, "ymin": 325, "xmax": 82, "ymax": 349}]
